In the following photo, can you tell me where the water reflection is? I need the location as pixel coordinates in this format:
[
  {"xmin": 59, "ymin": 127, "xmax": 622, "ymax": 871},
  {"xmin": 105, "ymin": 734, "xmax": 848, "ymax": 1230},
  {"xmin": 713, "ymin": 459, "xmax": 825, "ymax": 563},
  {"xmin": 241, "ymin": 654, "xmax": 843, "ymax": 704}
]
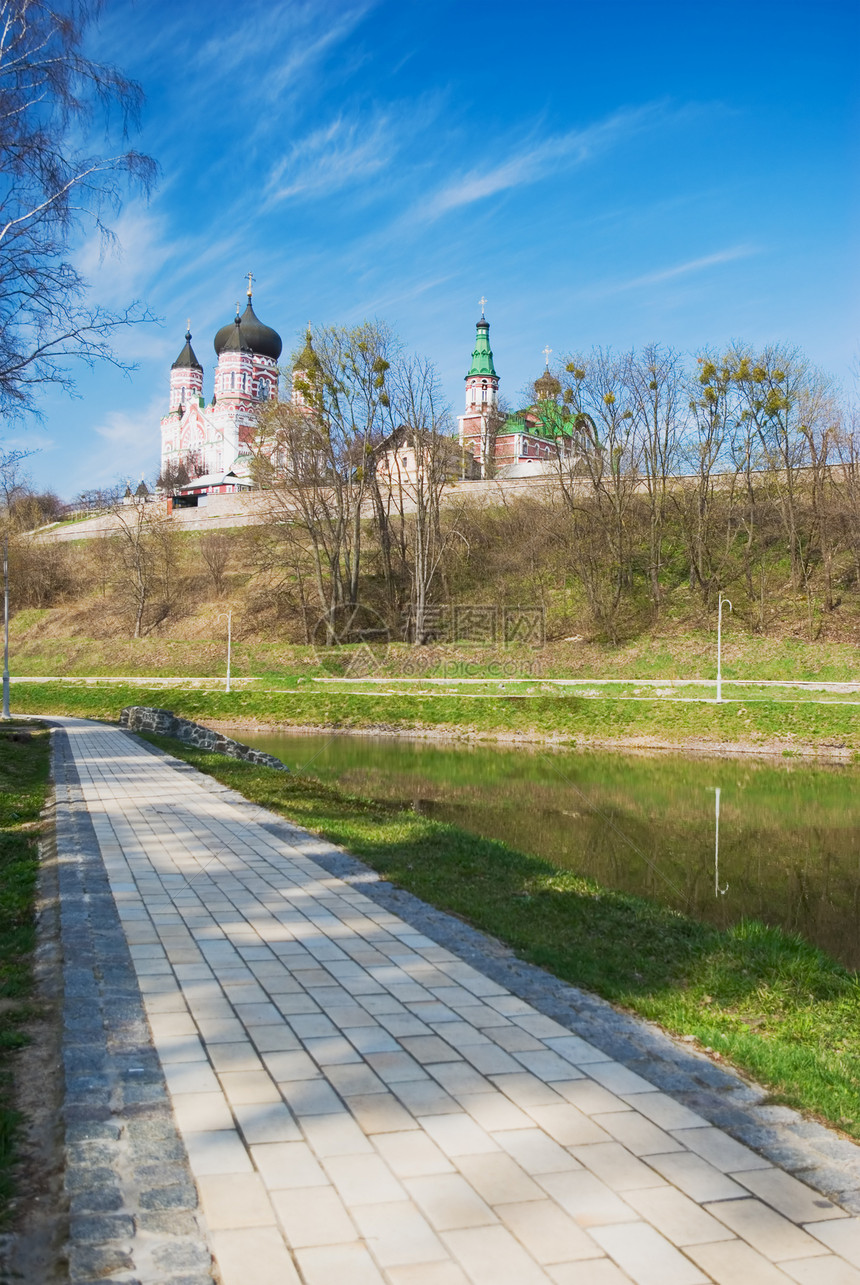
[
  {"xmin": 714, "ymin": 787, "xmax": 728, "ymax": 898},
  {"xmin": 230, "ymin": 729, "xmax": 860, "ymax": 970}
]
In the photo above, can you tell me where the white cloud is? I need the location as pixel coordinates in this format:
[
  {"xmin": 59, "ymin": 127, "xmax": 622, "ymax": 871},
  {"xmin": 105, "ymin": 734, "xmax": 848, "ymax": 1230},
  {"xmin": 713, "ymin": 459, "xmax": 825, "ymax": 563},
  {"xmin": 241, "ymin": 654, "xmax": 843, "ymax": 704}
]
[
  {"xmin": 196, "ymin": 2, "xmax": 375, "ymax": 105},
  {"xmin": 90, "ymin": 393, "xmax": 163, "ymax": 485},
  {"xmin": 585, "ymin": 245, "xmax": 759, "ymax": 298},
  {"xmin": 420, "ymin": 104, "xmax": 668, "ymax": 221},
  {"xmin": 265, "ymin": 112, "xmax": 395, "ymax": 203},
  {"xmin": 76, "ymin": 208, "xmax": 173, "ymax": 308}
]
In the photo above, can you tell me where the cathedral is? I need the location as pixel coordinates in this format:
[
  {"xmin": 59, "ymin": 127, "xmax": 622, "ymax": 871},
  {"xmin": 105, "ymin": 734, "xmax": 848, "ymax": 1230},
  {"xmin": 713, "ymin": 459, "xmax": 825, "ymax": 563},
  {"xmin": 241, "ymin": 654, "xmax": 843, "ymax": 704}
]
[
  {"xmin": 160, "ymin": 284, "xmax": 572, "ymax": 491},
  {"xmin": 159, "ymin": 276, "xmax": 285, "ymax": 486}
]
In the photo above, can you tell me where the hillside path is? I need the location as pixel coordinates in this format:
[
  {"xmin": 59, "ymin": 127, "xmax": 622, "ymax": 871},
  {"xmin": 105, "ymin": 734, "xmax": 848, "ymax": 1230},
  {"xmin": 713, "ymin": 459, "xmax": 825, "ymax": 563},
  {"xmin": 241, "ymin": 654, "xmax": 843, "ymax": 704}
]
[{"xmin": 51, "ymin": 717, "xmax": 860, "ymax": 1285}]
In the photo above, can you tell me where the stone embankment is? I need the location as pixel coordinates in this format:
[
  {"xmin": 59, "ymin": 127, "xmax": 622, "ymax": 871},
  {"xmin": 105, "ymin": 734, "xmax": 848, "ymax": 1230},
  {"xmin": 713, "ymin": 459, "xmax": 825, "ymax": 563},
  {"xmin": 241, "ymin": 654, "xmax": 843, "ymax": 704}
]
[{"xmin": 119, "ymin": 706, "xmax": 289, "ymax": 770}]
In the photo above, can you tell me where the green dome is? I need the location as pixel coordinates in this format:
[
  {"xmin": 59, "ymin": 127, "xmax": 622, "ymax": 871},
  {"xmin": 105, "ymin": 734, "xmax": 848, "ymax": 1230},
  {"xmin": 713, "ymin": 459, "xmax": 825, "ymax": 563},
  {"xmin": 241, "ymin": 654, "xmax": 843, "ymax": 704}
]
[
  {"xmin": 466, "ymin": 318, "xmax": 498, "ymax": 380},
  {"xmin": 294, "ymin": 327, "xmax": 316, "ymax": 371}
]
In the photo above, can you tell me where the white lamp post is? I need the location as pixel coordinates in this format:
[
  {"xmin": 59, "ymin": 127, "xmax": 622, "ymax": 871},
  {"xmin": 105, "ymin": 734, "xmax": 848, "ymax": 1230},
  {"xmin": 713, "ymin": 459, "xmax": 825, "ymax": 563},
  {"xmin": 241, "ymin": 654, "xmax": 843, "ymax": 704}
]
[
  {"xmin": 2, "ymin": 535, "xmax": 9, "ymax": 720},
  {"xmin": 226, "ymin": 608, "xmax": 232, "ymax": 694},
  {"xmin": 716, "ymin": 593, "xmax": 732, "ymax": 703}
]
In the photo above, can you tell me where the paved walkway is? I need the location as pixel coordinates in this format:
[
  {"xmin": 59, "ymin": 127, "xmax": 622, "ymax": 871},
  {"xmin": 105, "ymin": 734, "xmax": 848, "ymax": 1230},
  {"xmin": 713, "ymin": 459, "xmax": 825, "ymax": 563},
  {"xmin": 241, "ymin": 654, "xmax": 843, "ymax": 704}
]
[{"xmin": 53, "ymin": 718, "xmax": 860, "ymax": 1285}]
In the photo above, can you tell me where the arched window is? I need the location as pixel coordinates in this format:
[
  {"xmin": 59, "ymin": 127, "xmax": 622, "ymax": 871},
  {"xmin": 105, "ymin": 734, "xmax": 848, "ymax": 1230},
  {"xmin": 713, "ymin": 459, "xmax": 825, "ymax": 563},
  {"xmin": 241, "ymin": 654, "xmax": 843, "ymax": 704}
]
[
  {"xmin": 230, "ymin": 372, "xmax": 235, "ymax": 390},
  {"xmin": 481, "ymin": 383, "xmax": 487, "ymax": 405}
]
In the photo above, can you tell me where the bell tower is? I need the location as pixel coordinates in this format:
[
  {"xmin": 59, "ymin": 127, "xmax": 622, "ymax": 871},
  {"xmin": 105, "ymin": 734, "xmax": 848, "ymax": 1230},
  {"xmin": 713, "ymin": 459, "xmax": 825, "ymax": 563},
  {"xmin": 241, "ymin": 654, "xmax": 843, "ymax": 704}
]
[
  {"xmin": 168, "ymin": 324, "xmax": 203, "ymax": 412},
  {"xmin": 458, "ymin": 300, "xmax": 501, "ymax": 477}
]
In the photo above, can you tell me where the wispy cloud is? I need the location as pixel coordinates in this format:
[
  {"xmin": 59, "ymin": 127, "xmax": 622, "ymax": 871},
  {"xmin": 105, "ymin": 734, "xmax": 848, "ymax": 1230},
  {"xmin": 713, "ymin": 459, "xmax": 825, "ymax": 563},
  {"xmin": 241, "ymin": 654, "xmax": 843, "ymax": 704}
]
[
  {"xmin": 586, "ymin": 245, "xmax": 759, "ymax": 298},
  {"xmin": 265, "ymin": 112, "xmax": 394, "ymax": 204},
  {"xmin": 91, "ymin": 395, "xmax": 163, "ymax": 485},
  {"xmin": 76, "ymin": 209, "xmax": 174, "ymax": 308},
  {"xmin": 196, "ymin": 2, "xmax": 375, "ymax": 104},
  {"xmin": 419, "ymin": 103, "xmax": 671, "ymax": 221}
]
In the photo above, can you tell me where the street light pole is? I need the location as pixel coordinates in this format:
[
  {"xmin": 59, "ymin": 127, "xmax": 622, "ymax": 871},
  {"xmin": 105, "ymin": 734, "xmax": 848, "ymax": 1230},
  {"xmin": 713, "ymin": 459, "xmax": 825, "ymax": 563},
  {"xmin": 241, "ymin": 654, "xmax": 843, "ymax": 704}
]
[
  {"xmin": 226, "ymin": 608, "xmax": 232, "ymax": 695},
  {"xmin": 716, "ymin": 593, "xmax": 732, "ymax": 704},
  {"xmin": 2, "ymin": 535, "xmax": 10, "ymax": 720}
]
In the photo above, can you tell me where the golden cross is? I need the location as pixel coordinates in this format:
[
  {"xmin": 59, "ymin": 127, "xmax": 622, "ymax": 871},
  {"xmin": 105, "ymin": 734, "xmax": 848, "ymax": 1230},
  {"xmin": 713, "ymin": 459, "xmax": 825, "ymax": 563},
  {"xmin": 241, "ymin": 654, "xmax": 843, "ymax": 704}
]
[
  {"xmin": 478, "ymin": 296, "xmax": 487, "ymax": 318},
  {"xmin": 246, "ymin": 270, "xmax": 255, "ymax": 297},
  {"xmin": 543, "ymin": 345, "xmax": 552, "ymax": 367},
  {"xmin": 186, "ymin": 317, "xmax": 190, "ymax": 333}
]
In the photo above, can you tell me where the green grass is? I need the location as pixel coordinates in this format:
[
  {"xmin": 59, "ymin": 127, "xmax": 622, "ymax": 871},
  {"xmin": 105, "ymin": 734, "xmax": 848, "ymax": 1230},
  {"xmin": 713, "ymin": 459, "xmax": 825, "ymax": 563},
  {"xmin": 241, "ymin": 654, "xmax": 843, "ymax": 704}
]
[
  {"xmin": 9, "ymin": 630, "xmax": 860, "ymax": 683},
  {"xmin": 140, "ymin": 732, "xmax": 860, "ymax": 1137},
  {"xmin": 0, "ymin": 725, "xmax": 51, "ymax": 1224},
  {"xmin": 11, "ymin": 680, "xmax": 860, "ymax": 752}
]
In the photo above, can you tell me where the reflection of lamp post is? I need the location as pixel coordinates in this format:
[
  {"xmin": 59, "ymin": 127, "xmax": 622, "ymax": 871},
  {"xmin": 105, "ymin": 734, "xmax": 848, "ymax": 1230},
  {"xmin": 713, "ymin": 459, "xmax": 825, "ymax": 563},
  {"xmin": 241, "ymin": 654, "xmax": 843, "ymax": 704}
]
[
  {"xmin": 716, "ymin": 593, "xmax": 732, "ymax": 703},
  {"xmin": 713, "ymin": 786, "xmax": 728, "ymax": 896},
  {"xmin": 2, "ymin": 536, "xmax": 9, "ymax": 720}
]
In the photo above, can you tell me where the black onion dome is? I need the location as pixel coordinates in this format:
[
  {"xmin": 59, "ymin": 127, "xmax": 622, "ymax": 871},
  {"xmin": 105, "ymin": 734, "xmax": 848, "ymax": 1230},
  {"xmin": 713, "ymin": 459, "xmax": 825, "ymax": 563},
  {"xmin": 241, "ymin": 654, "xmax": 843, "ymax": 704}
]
[
  {"xmin": 240, "ymin": 298, "xmax": 282, "ymax": 360},
  {"xmin": 214, "ymin": 295, "xmax": 282, "ymax": 360},
  {"xmin": 172, "ymin": 329, "xmax": 202, "ymax": 370},
  {"xmin": 213, "ymin": 309, "xmax": 251, "ymax": 355}
]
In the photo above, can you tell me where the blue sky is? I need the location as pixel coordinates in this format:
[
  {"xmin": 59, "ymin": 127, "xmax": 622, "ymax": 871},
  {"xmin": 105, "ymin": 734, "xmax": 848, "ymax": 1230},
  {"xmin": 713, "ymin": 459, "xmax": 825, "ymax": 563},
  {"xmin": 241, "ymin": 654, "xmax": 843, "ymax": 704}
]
[{"xmin": 15, "ymin": 0, "xmax": 860, "ymax": 496}]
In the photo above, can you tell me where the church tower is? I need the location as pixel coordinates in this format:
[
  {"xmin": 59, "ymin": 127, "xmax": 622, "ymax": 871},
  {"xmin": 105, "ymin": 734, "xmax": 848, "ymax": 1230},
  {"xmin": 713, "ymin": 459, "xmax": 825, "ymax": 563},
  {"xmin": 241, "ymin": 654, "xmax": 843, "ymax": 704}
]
[
  {"xmin": 160, "ymin": 277, "xmax": 284, "ymax": 486},
  {"xmin": 458, "ymin": 303, "xmax": 501, "ymax": 477},
  {"xmin": 291, "ymin": 328, "xmax": 317, "ymax": 408},
  {"xmin": 169, "ymin": 327, "xmax": 203, "ymax": 412}
]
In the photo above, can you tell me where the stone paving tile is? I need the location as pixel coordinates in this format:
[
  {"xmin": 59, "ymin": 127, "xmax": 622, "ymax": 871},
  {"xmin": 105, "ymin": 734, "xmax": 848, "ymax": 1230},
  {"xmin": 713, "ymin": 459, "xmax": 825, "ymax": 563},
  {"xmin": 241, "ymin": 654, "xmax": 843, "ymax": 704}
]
[
  {"xmin": 271, "ymin": 1184, "xmax": 358, "ymax": 1247},
  {"xmin": 573, "ymin": 1142, "xmax": 668, "ymax": 1192},
  {"xmin": 684, "ymin": 1238, "xmax": 796, "ymax": 1284},
  {"xmin": 210, "ymin": 1226, "xmax": 302, "ymax": 1285},
  {"xmin": 547, "ymin": 1262, "xmax": 636, "ymax": 1285},
  {"xmin": 588, "ymin": 1222, "xmax": 709, "ymax": 1284},
  {"xmin": 806, "ymin": 1219, "xmax": 860, "ymax": 1265},
  {"xmin": 50, "ymin": 721, "xmax": 860, "ymax": 1285},
  {"xmin": 703, "ymin": 1197, "xmax": 829, "ymax": 1261},
  {"xmin": 623, "ymin": 1187, "xmax": 735, "ymax": 1246},
  {"xmin": 351, "ymin": 1199, "xmax": 449, "ymax": 1267},
  {"xmin": 195, "ymin": 1172, "xmax": 276, "ymax": 1229},
  {"xmin": 593, "ymin": 1110, "xmax": 683, "ymax": 1156},
  {"xmin": 734, "ymin": 1166, "xmax": 847, "ymax": 1223},
  {"xmin": 495, "ymin": 1197, "xmax": 605, "ymax": 1263},
  {"xmin": 674, "ymin": 1126, "xmax": 774, "ymax": 1173},
  {"xmin": 782, "ymin": 1258, "xmax": 860, "ymax": 1284}
]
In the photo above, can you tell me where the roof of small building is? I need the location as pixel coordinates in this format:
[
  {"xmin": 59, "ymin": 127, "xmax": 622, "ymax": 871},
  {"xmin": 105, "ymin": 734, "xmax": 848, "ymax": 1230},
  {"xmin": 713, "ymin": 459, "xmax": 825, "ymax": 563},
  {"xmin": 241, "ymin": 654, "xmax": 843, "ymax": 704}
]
[{"xmin": 176, "ymin": 470, "xmax": 254, "ymax": 492}]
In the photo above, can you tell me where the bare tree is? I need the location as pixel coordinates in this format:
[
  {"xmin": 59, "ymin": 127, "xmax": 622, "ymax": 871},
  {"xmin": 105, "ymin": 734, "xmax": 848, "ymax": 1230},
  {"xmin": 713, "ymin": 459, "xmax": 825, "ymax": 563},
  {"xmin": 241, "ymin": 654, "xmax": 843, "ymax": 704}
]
[
  {"xmin": 111, "ymin": 494, "xmax": 177, "ymax": 637},
  {"xmin": 252, "ymin": 321, "xmax": 396, "ymax": 644},
  {"xmin": 625, "ymin": 344, "xmax": 684, "ymax": 616},
  {"xmin": 375, "ymin": 356, "xmax": 461, "ymax": 643},
  {"xmin": 555, "ymin": 351, "xmax": 642, "ymax": 641},
  {"xmin": 0, "ymin": 0, "xmax": 157, "ymax": 418},
  {"xmin": 679, "ymin": 351, "xmax": 739, "ymax": 605},
  {"xmin": 199, "ymin": 531, "xmax": 232, "ymax": 597}
]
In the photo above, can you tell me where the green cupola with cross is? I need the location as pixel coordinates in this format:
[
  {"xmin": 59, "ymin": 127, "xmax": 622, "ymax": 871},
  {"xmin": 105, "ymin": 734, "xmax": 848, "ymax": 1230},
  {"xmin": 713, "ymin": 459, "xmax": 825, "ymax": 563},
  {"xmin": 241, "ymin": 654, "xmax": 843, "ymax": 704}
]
[{"xmin": 463, "ymin": 299, "xmax": 500, "ymax": 417}]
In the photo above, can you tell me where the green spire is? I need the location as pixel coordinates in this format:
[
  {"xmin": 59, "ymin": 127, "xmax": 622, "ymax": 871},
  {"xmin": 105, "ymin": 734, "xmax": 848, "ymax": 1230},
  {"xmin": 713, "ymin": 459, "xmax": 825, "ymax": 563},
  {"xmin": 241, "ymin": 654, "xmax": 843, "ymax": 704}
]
[
  {"xmin": 466, "ymin": 318, "xmax": 498, "ymax": 379},
  {"xmin": 295, "ymin": 326, "xmax": 316, "ymax": 372}
]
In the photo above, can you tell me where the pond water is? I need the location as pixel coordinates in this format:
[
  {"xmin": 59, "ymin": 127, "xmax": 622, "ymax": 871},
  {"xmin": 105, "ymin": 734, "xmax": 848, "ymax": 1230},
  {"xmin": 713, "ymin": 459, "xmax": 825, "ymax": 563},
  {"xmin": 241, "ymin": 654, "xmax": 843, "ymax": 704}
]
[{"xmin": 230, "ymin": 729, "xmax": 860, "ymax": 970}]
